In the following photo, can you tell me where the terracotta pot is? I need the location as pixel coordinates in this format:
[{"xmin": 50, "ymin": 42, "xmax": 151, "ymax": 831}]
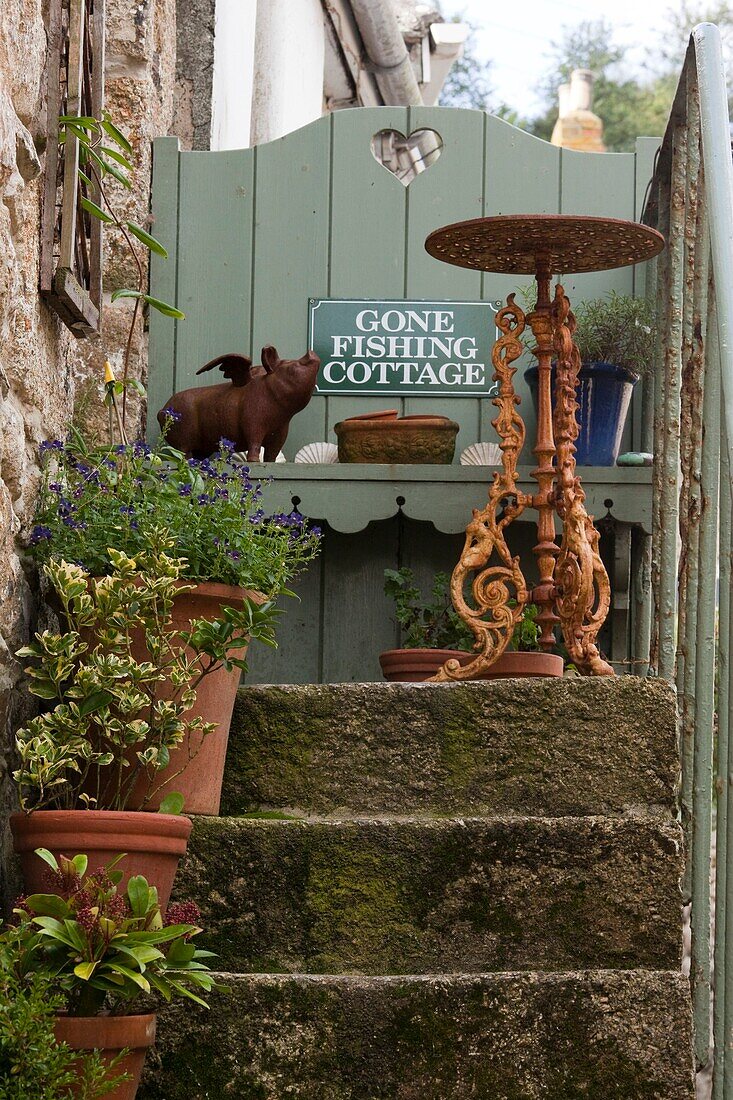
[
  {"xmin": 10, "ymin": 810, "xmax": 191, "ymax": 909},
  {"xmin": 54, "ymin": 1013, "xmax": 156, "ymax": 1100},
  {"xmin": 85, "ymin": 581, "xmax": 262, "ymax": 815},
  {"xmin": 379, "ymin": 648, "xmax": 564, "ymax": 682},
  {"xmin": 379, "ymin": 648, "xmax": 470, "ymax": 682},
  {"xmin": 335, "ymin": 414, "xmax": 459, "ymax": 464}
]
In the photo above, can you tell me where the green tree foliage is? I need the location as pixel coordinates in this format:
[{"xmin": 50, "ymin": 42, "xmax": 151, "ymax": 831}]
[
  {"xmin": 528, "ymin": 19, "xmax": 670, "ymax": 150},
  {"xmin": 646, "ymin": 1, "xmax": 733, "ymax": 83},
  {"xmin": 526, "ymin": 5, "xmax": 733, "ymax": 152},
  {"xmin": 436, "ymin": 3, "xmax": 732, "ymax": 147}
]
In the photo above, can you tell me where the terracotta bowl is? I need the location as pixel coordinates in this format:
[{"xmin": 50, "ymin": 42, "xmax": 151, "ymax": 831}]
[
  {"xmin": 379, "ymin": 648, "xmax": 564, "ymax": 682},
  {"xmin": 335, "ymin": 415, "xmax": 459, "ymax": 464}
]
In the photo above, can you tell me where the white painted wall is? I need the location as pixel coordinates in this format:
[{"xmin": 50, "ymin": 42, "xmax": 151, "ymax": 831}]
[
  {"xmin": 211, "ymin": 0, "xmax": 258, "ymax": 150},
  {"xmin": 249, "ymin": 0, "xmax": 325, "ymax": 146}
]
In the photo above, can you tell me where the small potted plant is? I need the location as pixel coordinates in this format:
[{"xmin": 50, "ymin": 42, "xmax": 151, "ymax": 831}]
[
  {"xmin": 0, "ymin": 922, "xmax": 122, "ymax": 1098},
  {"xmin": 27, "ymin": 431, "xmax": 321, "ymax": 813},
  {"xmin": 523, "ymin": 291, "xmax": 655, "ymax": 466},
  {"xmin": 3, "ymin": 850, "xmax": 219, "ymax": 1100},
  {"xmin": 11, "ymin": 541, "xmax": 279, "ymax": 899},
  {"xmin": 379, "ymin": 568, "xmax": 563, "ymax": 681}
]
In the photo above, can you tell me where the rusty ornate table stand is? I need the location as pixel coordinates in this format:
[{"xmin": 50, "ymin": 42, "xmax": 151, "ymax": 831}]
[{"xmin": 424, "ymin": 215, "xmax": 665, "ymax": 681}]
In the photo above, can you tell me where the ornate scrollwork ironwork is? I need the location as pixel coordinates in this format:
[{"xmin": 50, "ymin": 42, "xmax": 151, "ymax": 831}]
[
  {"xmin": 551, "ymin": 285, "xmax": 613, "ymax": 676},
  {"xmin": 431, "ymin": 295, "xmax": 530, "ymax": 682},
  {"xmin": 423, "ymin": 214, "xmax": 663, "ymax": 681}
]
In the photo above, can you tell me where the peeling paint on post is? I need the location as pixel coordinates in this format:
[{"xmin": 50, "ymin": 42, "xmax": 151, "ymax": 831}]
[{"xmin": 645, "ymin": 24, "xmax": 733, "ymax": 1087}]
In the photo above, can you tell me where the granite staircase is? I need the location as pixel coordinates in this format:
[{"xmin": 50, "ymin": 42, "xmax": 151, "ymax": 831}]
[{"xmin": 140, "ymin": 678, "xmax": 694, "ymax": 1099}]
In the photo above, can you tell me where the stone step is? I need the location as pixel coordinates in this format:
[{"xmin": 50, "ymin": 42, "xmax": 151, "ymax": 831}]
[
  {"xmin": 140, "ymin": 970, "xmax": 694, "ymax": 1099},
  {"xmin": 222, "ymin": 678, "xmax": 677, "ymax": 818},
  {"xmin": 176, "ymin": 815, "xmax": 683, "ymax": 974}
]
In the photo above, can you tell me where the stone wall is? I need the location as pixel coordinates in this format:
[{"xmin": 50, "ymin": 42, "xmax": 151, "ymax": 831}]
[
  {"xmin": 0, "ymin": 0, "xmax": 78, "ymax": 908},
  {"xmin": 76, "ymin": 0, "xmax": 177, "ymax": 444},
  {"xmin": 0, "ymin": 0, "xmax": 176, "ymax": 910},
  {"xmin": 174, "ymin": 0, "xmax": 215, "ymax": 150}
]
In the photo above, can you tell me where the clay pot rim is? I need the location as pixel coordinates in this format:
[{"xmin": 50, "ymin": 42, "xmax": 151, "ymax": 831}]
[
  {"xmin": 165, "ymin": 579, "xmax": 266, "ymax": 607},
  {"xmin": 380, "ymin": 647, "xmax": 469, "ymax": 660},
  {"xmin": 379, "ymin": 647, "xmax": 565, "ymax": 679},
  {"xmin": 104, "ymin": 577, "xmax": 264, "ymax": 603},
  {"xmin": 55, "ymin": 1011, "xmax": 157, "ymax": 1049},
  {"xmin": 344, "ymin": 408, "xmax": 398, "ymax": 421},
  {"xmin": 335, "ymin": 418, "xmax": 459, "ymax": 433},
  {"xmin": 379, "ymin": 647, "xmax": 561, "ymax": 657},
  {"xmin": 10, "ymin": 808, "xmax": 193, "ymax": 845},
  {"xmin": 48, "ymin": 576, "xmax": 265, "ymax": 616}
]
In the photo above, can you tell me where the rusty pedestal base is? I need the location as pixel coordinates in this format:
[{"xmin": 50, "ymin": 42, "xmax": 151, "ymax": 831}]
[{"xmin": 422, "ymin": 215, "xmax": 665, "ymax": 680}]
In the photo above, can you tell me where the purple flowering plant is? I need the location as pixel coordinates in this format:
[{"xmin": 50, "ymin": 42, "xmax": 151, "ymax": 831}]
[
  {"xmin": 31, "ymin": 429, "xmax": 321, "ymax": 597},
  {"xmin": 6, "ymin": 849, "xmax": 219, "ymax": 1017}
]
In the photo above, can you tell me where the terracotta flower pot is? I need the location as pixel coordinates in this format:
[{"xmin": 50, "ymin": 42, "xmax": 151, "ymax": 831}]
[
  {"xmin": 379, "ymin": 648, "xmax": 564, "ymax": 682},
  {"xmin": 478, "ymin": 650, "xmax": 564, "ymax": 679},
  {"xmin": 54, "ymin": 1013, "xmax": 156, "ymax": 1100},
  {"xmin": 335, "ymin": 413, "xmax": 459, "ymax": 464},
  {"xmin": 86, "ymin": 580, "xmax": 263, "ymax": 815},
  {"xmin": 10, "ymin": 810, "xmax": 191, "ymax": 909}
]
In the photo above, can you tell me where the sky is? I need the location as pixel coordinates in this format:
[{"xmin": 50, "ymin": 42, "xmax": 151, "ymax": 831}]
[{"xmin": 438, "ymin": 0, "xmax": 679, "ymax": 117}]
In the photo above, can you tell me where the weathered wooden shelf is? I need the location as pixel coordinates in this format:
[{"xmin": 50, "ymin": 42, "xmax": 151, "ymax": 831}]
[{"xmin": 255, "ymin": 463, "xmax": 652, "ymax": 535}]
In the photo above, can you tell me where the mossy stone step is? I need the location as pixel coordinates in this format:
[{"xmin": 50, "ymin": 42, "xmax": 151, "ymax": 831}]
[
  {"xmin": 140, "ymin": 970, "xmax": 694, "ymax": 1100},
  {"xmin": 223, "ymin": 678, "xmax": 677, "ymax": 817},
  {"xmin": 175, "ymin": 815, "xmax": 682, "ymax": 974}
]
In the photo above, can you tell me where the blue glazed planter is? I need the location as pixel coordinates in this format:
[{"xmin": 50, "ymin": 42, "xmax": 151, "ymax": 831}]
[{"xmin": 523, "ymin": 361, "xmax": 638, "ymax": 467}]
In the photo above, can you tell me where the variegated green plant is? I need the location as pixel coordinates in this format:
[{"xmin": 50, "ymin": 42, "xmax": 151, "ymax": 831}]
[
  {"xmin": 9, "ymin": 851, "xmax": 218, "ymax": 1017},
  {"xmin": 14, "ymin": 535, "xmax": 278, "ymax": 812}
]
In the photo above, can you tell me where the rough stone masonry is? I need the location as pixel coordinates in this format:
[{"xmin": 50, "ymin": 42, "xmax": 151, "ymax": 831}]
[{"xmin": 0, "ymin": 0, "xmax": 175, "ymax": 909}]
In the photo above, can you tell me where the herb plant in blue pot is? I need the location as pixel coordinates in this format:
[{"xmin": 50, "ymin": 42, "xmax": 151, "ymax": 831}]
[{"xmin": 524, "ymin": 292, "xmax": 655, "ymax": 466}]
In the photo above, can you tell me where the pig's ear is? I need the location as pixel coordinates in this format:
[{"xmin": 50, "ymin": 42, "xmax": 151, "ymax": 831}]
[
  {"xmin": 197, "ymin": 353, "xmax": 252, "ymax": 387},
  {"xmin": 260, "ymin": 346, "xmax": 280, "ymax": 374}
]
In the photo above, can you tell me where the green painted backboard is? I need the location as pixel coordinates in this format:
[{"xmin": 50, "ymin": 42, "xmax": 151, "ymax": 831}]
[
  {"xmin": 148, "ymin": 109, "xmax": 659, "ymax": 463},
  {"xmin": 147, "ymin": 110, "xmax": 659, "ymax": 683}
]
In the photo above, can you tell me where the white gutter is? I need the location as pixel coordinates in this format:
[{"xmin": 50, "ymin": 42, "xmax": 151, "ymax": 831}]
[
  {"xmin": 422, "ymin": 20, "xmax": 469, "ymax": 106},
  {"xmin": 349, "ymin": 0, "xmax": 423, "ymax": 106}
]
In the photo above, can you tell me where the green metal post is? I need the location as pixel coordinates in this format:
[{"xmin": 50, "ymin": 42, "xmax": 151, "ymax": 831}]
[
  {"xmin": 715, "ymin": 432, "xmax": 731, "ymax": 1097},
  {"xmin": 655, "ymin": 121, "xmax": 685, "ymax": 685},
  {"xmin": 724, "ymin": 464, "xmax": 733, "ymax": 1097},
  {"xmin": 693, "ymin": 25, "xmax": 733, "ymax": 459},
  {"xmin": 693, "ymin": 282, "xmax": 720, "ymax": 1069},
  {"xmin": 693, "ymin": 26, "xmax": 733, "ymax": 1088},
  {"xmin": 632, "ymin": 252, "xmax": 658, "ymax": 678},
  {"xmin": 677, "ymin": 76, "xmax": 702, "ymax": 700},
  {"xmin": 680, "ymin": 136, "xmax": 708, "ymax": 905},
  {"xmin": 650, "ymin": 179, "xmax": 670, "ymax": 676}
]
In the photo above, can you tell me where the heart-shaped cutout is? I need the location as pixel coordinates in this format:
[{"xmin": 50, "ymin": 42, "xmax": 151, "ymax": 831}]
[{"xmin": 371, "ymin": 128, "xmax": 443, "ymax": 186}]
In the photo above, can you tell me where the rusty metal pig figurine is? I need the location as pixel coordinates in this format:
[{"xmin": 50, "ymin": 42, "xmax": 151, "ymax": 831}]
[{"xmin": 158, "ymin": 345, "xmax": 320, "ymax": 460}]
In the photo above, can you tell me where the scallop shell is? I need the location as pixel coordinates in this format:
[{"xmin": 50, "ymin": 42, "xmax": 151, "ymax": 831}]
[
  {"xmin": 294, "ymin": 442, "xmax": 339, "ymax": 464},
  {"xmin": 460, "ymin": 442, "xmax": 502, "ymax": 466}
]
